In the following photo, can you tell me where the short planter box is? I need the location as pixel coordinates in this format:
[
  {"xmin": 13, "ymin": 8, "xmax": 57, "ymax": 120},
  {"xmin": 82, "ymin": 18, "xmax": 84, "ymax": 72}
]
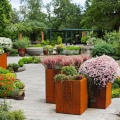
[
  {"xmin": 45, "ymin": 69, "xmax": 60, "ymax": 103},
  {"xmin": 0, "ymin": 53, "xmax": 7, "ymax": 69},
  {"xmin": 88, "ymin": 82, "xmax": 112, "ymax": 109},
  {"xmin": 55, "ymin": 78, "xmax": 88, "ymax": 115}
]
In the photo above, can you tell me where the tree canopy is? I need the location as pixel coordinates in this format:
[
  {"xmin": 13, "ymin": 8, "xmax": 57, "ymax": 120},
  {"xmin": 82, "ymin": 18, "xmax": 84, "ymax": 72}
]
[
  {"xmin": 81, "ymin": 0, "xmax": 120, "ymax": 31},
  {"xmin": 49, "ymin": 0, "xmax": 82, "ymax": 29},
  {"xmin": 0, "ymin": 0, "xmax": 12, "ymax": 37}
]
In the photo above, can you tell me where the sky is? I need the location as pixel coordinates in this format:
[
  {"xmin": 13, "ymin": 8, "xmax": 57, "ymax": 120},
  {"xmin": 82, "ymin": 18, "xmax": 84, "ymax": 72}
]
[{"xmin": 10, "ymin": 0, "xmax": 86, "ymax": 10}]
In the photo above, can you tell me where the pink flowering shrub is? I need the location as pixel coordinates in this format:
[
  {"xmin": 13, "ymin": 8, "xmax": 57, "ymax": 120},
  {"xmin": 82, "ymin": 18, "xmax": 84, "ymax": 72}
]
[
  {"xmin": 41, "ymin": 55, "xmax": 65, "ymax": 69},
  {"xmin": 61, "ymin": 56, "xmax": 74, "ymax": 66},
  {"xmin": 79, "ymin": 55, "xmax": 119, "ymax": 88},
  {"xmin": 42, "ymin": 54, "xmax": 90, "ymax": 69}
]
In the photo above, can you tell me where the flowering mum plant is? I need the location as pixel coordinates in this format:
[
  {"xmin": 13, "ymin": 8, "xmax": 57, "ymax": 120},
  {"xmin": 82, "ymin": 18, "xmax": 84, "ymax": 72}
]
[
  {"xmin": 79, "ymin": 55, "xmax": 119, "ymax": 88},
  {"xmin": 0, "ymin": 73, "xmax": 16, "ymax": 97}
]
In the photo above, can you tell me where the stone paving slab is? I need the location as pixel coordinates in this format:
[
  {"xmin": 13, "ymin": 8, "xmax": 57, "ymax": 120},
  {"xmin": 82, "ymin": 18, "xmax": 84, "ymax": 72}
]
[{"xmin": 0, "ymin": 56, "xmax": 120, "ymax": 120}]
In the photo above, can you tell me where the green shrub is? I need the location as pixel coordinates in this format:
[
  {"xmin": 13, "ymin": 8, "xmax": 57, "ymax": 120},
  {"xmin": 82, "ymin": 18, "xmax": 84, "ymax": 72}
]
[
  {"xmin": 61, "ymin": 66, "xmax": 78, "ymax": 76},
  {"xmin": 56, "ymin": 36, "xmax": 62, "ymax": 44},
  {"xmin": 0, "ymin": 67, "xmax": 11, "ymax": 74},
  {"xmin": 18, "ymin": 56, "xmax": 41, "ymax": 64},
  {"xmin": 81, "ymin": 36, "xmax": 89, "ymax": 44},
  {"xmin": 112, "ymin": 83, "xmax": 119, "ymax": 89},
  {"xmin": 113, "ymin": 77, "xmax": 120, "ymax": 87},
  {"xmin": 112, "ymin": 88, "xmax": 120, "ymax": 98},
  {"xmin": 7, "ymin": 63, "xmax": 19, "ymax": 72},
  {"xmin": 9, "ymin": 49, "xmax": 18, "ymax": 56},
  {"xmin": 92, "ymin": 43, "xmax": 114, "ymax": 57},
  {"xmin": 8, "ymin": 110, "xmax": 26, "ymax": 120},
  {"xmin": 41, "ymin": 39, "xmax": 50, "ymax": 45}
]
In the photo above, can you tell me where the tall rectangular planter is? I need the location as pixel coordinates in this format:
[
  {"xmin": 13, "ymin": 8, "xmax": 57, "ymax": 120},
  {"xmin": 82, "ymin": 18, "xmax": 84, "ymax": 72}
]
[
  {"xmin": 88, "ymin": 82, "xmax": 112, "ymax": 109},
  {"xmin": 0, "ymin": 53, "xmax": 7, "ymax": 69},
  {"xmin": 55, "ymin": 78, "xmax": 88, "ymax": 115},
  {"xmin": 45, "ymin": 69, "xmax": 60, "ymax": 103}
]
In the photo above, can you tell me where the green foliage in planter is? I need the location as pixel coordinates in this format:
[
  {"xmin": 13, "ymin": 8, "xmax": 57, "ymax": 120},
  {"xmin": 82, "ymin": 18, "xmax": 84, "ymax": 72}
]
[
  {"xmin": 47, "ymin": 45, "xmax": 53, "ymax": 52},
  {"xmin": 54, "ymin": 74, "xmax": 69, "ymax": 82},
  {"xmin": 64, "ymin": 45, "xmax": 81, "ymax": 50},
  {"xmin": 92, "ymin": 43, "xmax": 114, "ymax": 57},
  {"xmin": 14, "ymin": 80, "xmax": 25, "ymax": 89},
  {"xmin": 15, "ymin": 37, "xmax": 29, "ymax": 49},
  {"xmin": 54, "ymin": 66, "xmax": 80, "ymax": 82},
  {"xmin": 54, "ymin": 74, "xmax": 84, "ymax": 82},
  {"xmin": 61, "ymin": 66, "xmax": 78, "ymax": 76},
  {"xmin": 0, "ymin": 67, "xmax": 11, "ymax": 74},
  {"xmin": 28, "ymin": 44, "xmax": 42, "ymax": 47}
]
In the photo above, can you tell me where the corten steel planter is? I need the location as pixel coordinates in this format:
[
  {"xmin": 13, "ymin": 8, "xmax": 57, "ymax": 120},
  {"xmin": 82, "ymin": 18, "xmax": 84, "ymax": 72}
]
[
  {"xmin": 88, "ymin": 82, "xmax": 112, "ymax": 109},
  {"xmin": 45, "ymin": 69, "xmax": 60, "ymax": 103},
  {"xmin": 55, "ymin": 78, "xmax": 88, "ymax": 115},
  {"xmin": 0, "ymin": 53, "xmax": 7, "ymax": 69}
]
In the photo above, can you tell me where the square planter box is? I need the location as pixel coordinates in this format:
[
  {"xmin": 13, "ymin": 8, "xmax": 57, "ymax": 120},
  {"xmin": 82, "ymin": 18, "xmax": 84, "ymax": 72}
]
[
  {"xmin": 88, "ymin": 82, "xmax": 112, "ymax": 109},
  {"xmin": 55, "ymin": 78, "xmax": 88, "ymax": 115},
  {"xmin": 0, "ymin": 53, "xmax": 7, "ymax": 69},
  {"xmin": 45, "ymin": 69, "xmax": 60, "ymax": 103}
]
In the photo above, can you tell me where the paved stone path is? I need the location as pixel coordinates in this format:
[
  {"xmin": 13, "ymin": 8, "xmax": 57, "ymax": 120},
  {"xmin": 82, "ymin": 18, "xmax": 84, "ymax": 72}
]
[{"xmin": 2, "ymin": 56, "xmax": 120, "ymax": 120}]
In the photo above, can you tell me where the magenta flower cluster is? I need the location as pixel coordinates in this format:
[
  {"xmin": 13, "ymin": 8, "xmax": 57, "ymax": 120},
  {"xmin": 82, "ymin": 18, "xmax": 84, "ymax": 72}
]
[
  {"xmin": 79, "ymin": 55, "xmax": 119, "ymax": 87},
  {"xmin": 42, "ymin": 54, "xmax": 90, "ymax": 69}
]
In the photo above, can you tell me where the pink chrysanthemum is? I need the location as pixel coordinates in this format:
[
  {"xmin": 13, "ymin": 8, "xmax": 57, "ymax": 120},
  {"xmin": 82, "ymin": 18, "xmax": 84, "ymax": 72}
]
[{"xmin": 79, "ymin": 55, "xmax": 119, "ymax": 88}]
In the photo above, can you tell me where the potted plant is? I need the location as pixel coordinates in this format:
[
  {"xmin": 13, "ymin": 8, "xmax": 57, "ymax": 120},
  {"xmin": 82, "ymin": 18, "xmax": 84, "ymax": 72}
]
[
  {"xmin": 14, "ymin": 80, "xmax": 25, "ymax": 95},
  {"xmin": 41, "ymin": 56, "xmax": 64, "ymax": 103},
  {"xmin": 13, "ymin": 79, "xmax": 25, "ymax": 100},
  {"xmin": 43, "ymin": 46, "xmax": 49, "ymax": 55},
  {"xmin": 56, "ymin": 44, "xmax": 64, "ymax": 55},
  {"xmin": 54, "ymin": 66, "xmax": 88, "ymax": 115},
  {"xmin": 48, "ymin": 45, "xmax": 54, "ymax": 55},
  {"xmin": 7, "ymin": 63, "xmax": 19, "ymax": 72},
  {"xmin": 15, "ymin": 37, "xmax": 29, "ymax": 57},
  {"xmin": 79, "ymin": 55, "xmax": 119, "ymax": 109}
]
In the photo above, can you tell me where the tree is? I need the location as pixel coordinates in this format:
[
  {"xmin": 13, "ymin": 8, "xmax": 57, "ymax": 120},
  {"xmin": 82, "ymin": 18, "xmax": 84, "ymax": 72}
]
[
  {"xmin": 19, "ymin": 0, "xmax": 46, "ymax": 22},
  {"xmin": 48, "ymin": 0, "xmax": 82, "ymax": 29},
  {"xmin": 81, "ymin": 0, "xmax": 120, "ymax": 31},
  {"xmin": 0, "ymin": 0, "xmax": 12, "ymax": 36},
  {"xmin": 11, "ymin": 8, "xmax": 21, "ymax": 23}
]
